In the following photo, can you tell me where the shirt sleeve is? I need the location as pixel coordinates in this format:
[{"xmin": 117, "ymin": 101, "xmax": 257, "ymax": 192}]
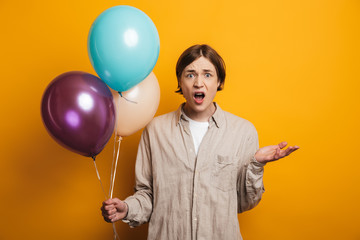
[
  {"xmin": 123, "ymin": 127, "xmax": 153, "ymax": 227},
  {"xmin": 237, "ymin": 125, "xmax": 266, "ymax": 213}
]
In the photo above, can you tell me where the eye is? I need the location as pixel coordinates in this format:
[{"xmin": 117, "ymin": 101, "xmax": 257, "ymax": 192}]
[
  {"xmin": 205, "ymin": 73, "xmax": 212, "ymax": 78},
  {"xmin": 186, "ymin": 73, "xmax": 195, "ymax": 78}
]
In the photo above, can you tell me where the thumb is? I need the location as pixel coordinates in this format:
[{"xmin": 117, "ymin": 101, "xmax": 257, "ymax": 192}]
[
  {"xmin": 103, "ymin": 198, "xmax": 114, "ymax": 205},
  {"xmin": 115, "ymin": 200, "xmax": 128, "ymax": 212}
]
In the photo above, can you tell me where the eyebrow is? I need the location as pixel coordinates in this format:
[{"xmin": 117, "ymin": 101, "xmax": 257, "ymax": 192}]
[{"xmin": 184, "ymin": 69, "xmax": 214, "ymax": 73}]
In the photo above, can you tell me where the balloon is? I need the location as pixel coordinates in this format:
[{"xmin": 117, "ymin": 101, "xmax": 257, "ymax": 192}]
[
  {"xmin": 41, "ymin": 71, "xmax": 116, "ymax": 157},
  {"xmin": 88, "ymin": 6, "xmax": 160, "ymax": 92},
  {"xmin": 112, "ymin": 72, "xmax": 160, "ymax": 137}
]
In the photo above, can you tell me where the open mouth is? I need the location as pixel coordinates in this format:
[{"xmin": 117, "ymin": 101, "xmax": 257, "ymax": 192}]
[{"xmin": 193, "ymin": 92, "xmax": 205, "ymax": 104}]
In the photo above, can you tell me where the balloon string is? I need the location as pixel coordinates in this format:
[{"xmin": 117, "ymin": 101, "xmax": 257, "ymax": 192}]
[
  {"xmin": 92, "ymin": 156, "xmax": 120, "ymax": 240},
  {"xmin": 109, "ymin": 135, "xmax": 118, "ymax": 197},
  {"xmin": 118, "ymin": 91, "xmax": 138, "ymax": 104},
  {"xmin": 107, "ymin": 97, "xmax": 122, "ymax": 240},
  {"xmin": 92, "ymin": 156, "xmax": 108, "ymax": 200},
  {"xmin": 113, "ymin": 223, "xmax": 120, "ymax": 240},
  {"xmin": 110, "ymin": 135, "xmax": 122, "ymax": 240},
  {"xmin": 109, "ymin": 98, "xmax": 120, "ymax": 197},
  {"xmin": 109, "ymin": 125, "xmax": 118, "ymax": 197},
  {"xmin": 109, "ymin": 137, "xmax": 122, "ymax": 238},
  {"xmin": 110, "ymin": 136, "xmax": 122, "ymax": 199},
  {"xmin": 109, "ymin": 102, "xmax": 121, "ymax": 239}
]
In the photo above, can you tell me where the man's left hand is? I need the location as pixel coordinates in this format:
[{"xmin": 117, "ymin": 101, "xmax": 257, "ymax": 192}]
[{"xmin": 255, "ymin": 141, "xmax": 300, "ymax": 164}]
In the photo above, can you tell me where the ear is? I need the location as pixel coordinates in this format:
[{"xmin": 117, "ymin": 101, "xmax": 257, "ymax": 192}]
[{"xmin": 217, "ymin": 80, "xmax": 221, "ymax": 88}]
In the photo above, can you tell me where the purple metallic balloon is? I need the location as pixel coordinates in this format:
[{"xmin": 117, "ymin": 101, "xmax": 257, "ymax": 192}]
[{"xmin": 41, "ymin": 71, "xmax": 115, "ymax": 158}]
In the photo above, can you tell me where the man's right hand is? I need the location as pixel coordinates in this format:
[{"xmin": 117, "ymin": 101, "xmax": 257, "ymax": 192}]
[{"xmin": 101, "ymin": 198, "xmax": 128, "ymax": 223}]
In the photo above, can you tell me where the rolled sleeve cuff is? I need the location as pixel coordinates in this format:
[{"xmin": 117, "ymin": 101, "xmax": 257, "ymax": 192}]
[
  {"xmin": 246, "ymin": 156, "xmax": 265, "ymax": 192},
  {"xmin": 251, "ymin": 156, "xmax": 266, "ymax": 169},
  {"xmin": 122, "ymin": 197, "xmax": 142, "ymax": 228}
]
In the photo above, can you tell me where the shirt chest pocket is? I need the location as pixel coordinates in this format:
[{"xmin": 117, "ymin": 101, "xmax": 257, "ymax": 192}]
[{"xmin": 211, "ymin": 155, "xmax": 237, "ymax": 192}]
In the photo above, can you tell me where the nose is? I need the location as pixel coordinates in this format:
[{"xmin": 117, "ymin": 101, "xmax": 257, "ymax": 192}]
[{"xmin": 193, "ymin": 76, "xmax": 204, "ymax": 88}]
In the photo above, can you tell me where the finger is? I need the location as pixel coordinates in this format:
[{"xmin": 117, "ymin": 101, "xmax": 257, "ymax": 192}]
[
  {"xmin": 102, "ymin": 209, "xmax": 110, "ymax": 218},
  {"xmin": 276, "ymin": 148, "xmax": 288, "ymax": 159},
  {"xmin": 105, "ymin": 210, "xmax": 118, "ymax": 218},
  {"xmin": 278, "ymin": 141, "xmax": 288, "ymax": 149},
  {"xmin": 105, "ymin": 212, "xmax": 117, "ymax": 222},
  {"xmin": 104, "ymin": 204, "xmax": 115, "ymax": 211},
  {"xmin": 103, "ymin": 199, "xmax": 115, "ymax": 205},
  {"xmin": 102, "ymin": 207, "xmax": 117, "ymax": 215},
  {"xmin": 102, "ymin": 211, "xmax": 118, "ymax": 221},
  {"xmin": 103, "ymin": 216, "xmax": 112, "ymax": 223},
  {"xmin": 274, "ymin": 148, "xmax": 281, "ymax": 160},
  {"xmin": 102, "ymin": 208, "xmax": 113, "ymax": 216},
  {"xmin": 108, "ymin": 211, "xmax": 116, "ymax": 218},
  {"xmin": 280, "ymin": 146, "xmax": 299, "ymax": 157},
  {"xmin": 285, "ymin": 146, "xmax": 294, "ymax": 155},
  {"xmin": 101, "ymin": 205, "xmax": 108, "ymax": 215},
  {"xmin": 287, "ymin": 146, "xmax": 300, "ymax": 155},
  {"xmin": 111, "ymin": 214, "xmax": 121, "ymax": 223},
  {"xmin": 108, "ymin": 208, "xmax": 117, "ymax": 215},
  {"xmin": 100, "ymin": 204, "xmax": 110, "ymax": 211}
]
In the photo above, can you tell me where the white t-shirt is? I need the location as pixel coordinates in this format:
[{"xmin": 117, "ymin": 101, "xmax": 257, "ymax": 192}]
[{"xmin": 183, "ymin": 113, "xmax": 209, "ymax": 155}]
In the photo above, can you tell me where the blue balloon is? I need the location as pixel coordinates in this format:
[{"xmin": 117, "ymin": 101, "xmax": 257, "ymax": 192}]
[{"xmin": 88, "ymin": 6, "xmax": 160, "ymax": 92}]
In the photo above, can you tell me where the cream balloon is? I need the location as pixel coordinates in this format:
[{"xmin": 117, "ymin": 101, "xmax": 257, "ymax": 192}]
[{"xmin": 112, "ymin": 72, "xmax": 160, "ymax": 137}]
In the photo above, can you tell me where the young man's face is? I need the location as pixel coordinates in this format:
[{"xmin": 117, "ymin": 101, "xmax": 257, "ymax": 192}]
[{"xmin": 180, "ymin": 56, "xmax": 220, "ymax": 119}]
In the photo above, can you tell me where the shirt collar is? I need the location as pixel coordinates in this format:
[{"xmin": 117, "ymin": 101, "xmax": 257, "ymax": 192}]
[{"xmin": 175, "ymin": 102, "xmax": 224, "ymax": 128}]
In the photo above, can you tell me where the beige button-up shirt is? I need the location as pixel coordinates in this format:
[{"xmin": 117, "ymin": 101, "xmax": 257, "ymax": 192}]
[{"xmin": 124, "ymin": 103, "xmax": 265, "ymax": 240}]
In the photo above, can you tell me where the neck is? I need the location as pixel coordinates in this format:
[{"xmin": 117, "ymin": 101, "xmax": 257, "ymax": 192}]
[{"xmin": 183, "ymin": 103, "xmax": 216, "ymax": 122}]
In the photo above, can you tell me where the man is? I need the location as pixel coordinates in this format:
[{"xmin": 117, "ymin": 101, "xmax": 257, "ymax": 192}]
[{"xmin": 101, "ymin": 44, "xmax": 299, "ymax": 239}]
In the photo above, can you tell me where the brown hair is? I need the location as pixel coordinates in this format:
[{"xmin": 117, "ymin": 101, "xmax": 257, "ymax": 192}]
[{"xmin": 175, "ymin": 44, "xmax": 226, "ymax": 94}]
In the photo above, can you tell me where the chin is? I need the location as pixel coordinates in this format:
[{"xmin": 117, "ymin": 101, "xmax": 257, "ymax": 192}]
[{"xmin": 193, "ymin": 102, "xmax": 212, "ymax": 112}]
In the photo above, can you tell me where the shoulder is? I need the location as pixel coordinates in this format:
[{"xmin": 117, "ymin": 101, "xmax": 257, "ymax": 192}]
[
  {"xmin": 221, "ymin": 109, "xmax": 257, "ymax": 136},
  {"xmin": 145, "ymin": 110, "xmax": 177, "ymax": 132},
  {"xmin": 222, "ymin": 109, "xmax": 256, "ymax": 129}
]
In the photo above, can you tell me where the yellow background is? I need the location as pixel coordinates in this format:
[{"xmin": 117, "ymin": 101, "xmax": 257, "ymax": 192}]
[{"xmin": 1, "ymin": 0, "xmax": 359, "ymax": 239}]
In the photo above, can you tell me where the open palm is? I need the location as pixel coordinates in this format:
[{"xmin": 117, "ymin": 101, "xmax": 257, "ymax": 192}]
[{"xmin": 255, "ymin": 141, "xmax": 299, "ymax": 164}]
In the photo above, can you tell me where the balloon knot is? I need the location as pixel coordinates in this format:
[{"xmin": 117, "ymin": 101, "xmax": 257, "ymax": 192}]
[{"xmin": 117, "ymin": 91, "xmax": 138, "ymax": 104}]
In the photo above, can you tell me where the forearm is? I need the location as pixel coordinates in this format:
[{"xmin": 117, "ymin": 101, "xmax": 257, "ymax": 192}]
[{"xmin": 123, "ymin": 128, "xmax": 154, "ymax": 227}]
